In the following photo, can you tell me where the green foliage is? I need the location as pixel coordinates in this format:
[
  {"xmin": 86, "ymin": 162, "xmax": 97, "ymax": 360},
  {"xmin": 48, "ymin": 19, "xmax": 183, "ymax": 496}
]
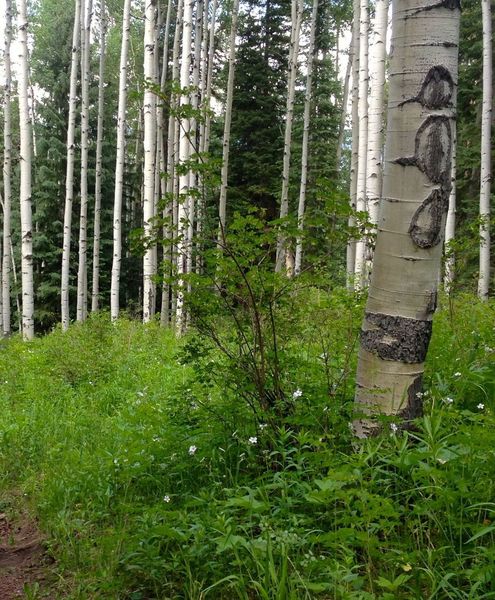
[{"xmin": 0, "ymin": 295, "xmax": 494, "ymax": 598}]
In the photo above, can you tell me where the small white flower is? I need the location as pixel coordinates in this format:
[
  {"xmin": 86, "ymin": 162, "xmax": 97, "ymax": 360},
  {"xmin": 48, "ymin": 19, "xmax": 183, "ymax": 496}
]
[
  {"xmin": 323, "ymin": 406, "xmax": 329, "ymax": 412},
  {"xmin": 444, "ymin": 397, "xmax": 454, "ymax": 405},
  {"xmin": 113, "ymin": 458, "xmax": 119, "ymax": 465},
  {"xmin": 188, "ymin": 445, "xmax": 197, "ymax": 455},
  {"xmin": 390, "ymin": 423, "xmax": 398, "ymax": 433},
  {"xmin": 163, "ymin": 495, "xmax": 171, "ymax": 503},
  {"xmin": 416, "ymin": 391, "xmax": 424, "ymax": 398},
  {"xmin": 454, "ymin": 372, "xmax": 461, "ymax": 377},
  {"xmin": 259, "ymin": 423, "xmax": 267, "ymax": 431},
  {"xmin": 248, "ymin": 436, "xmax": 258, "ymax": 445},
  {"xmin": 137, "ymin": 391, "xmax": 145, "ymax": 397},
  {"xmin": 477, "ymin": 403, "xmax": 485, "ymax": 410},
  {"xmin": 292, "ymin": 388, "xmax": 303, "ymax": 399}
]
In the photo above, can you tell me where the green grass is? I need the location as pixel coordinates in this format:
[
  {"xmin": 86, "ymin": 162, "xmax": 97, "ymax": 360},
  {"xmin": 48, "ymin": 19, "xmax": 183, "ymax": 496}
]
[{"xmin": 0, "ymin": 295, "xmax": 494, "ymax": 599}]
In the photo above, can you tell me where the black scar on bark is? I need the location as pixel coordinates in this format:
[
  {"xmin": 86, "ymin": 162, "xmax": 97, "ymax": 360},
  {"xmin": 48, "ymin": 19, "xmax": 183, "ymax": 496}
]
[
  {"xmin": 397, "ymin": 375, "xmax": 424, "ymax": 426},
  {"xmin": 408, "ymin": 0, "xmax": 461, "ymax": 16},
  {"xmin": 361, "ymin": 312, "xmax": 433, "ymax": 363},
  {"xmin": 394, "ymin": 116, "xmax": 452, "ymax": 186},
  {"xmin": 398, "ymin": 66, "xmax": 454, "ymax": 109},
  {"xmin": 409, "ymin": 187, "xmax": 449, "ymax": 248}
]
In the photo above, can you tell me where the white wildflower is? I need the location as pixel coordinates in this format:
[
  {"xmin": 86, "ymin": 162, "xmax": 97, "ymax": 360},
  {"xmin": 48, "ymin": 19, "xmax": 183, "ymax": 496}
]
[
  {"xmin": 259, "ymin": 423, "xmax": 268, "ymax": 431},
  {"xmin": 390, "ymin": 423, "xmax": 398, "ymax": 433},
  {"xmin": 137, "ymin": 391, "xmax": 145, "ymax": 397},
  {"xmin": 454, "ymin": 372, "xmax": 461, "ymax": 377},
  {"xmin": 477, "ymin": 403, "xmax": 485, "ymax": 410},
  {"xmin": 292, "ymin": 388, "xmax": 303, "ymax": 399},
  {"xmin": 444, "ymin": 397, "xmax": 454, "ymax": 405},
  {"xmin": 248, "ymin": 436, "xmax": 258, "ymax": 445},
  {"xmin": 163, "ymin": 495, "xmax": 171, "ymax": 503},
  {"xmin": 416, "ymin": 391, "xmax": 424, "ymax": 398},
  {"xmin": 188, "ymin": 445, "xmax": 197, "ymax": 455}
]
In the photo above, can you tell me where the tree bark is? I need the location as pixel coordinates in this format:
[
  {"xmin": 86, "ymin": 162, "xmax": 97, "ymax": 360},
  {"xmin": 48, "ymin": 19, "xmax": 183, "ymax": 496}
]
[
  {"xmin": 18, "ymin": 0, "xmax": 35, "ymax": 340},
  {"xmin": 110, "ymin": 0, "xmax": 132, "ymax": 321},
  {"xmin": 2, "ymin": 0, "xmax": 13, "ymax": 336},
  {"xmin": 92, "ymin": 0, "xmax": 106, "ymax": 313},
  {"xmin": 478, "ymin": 0, "xmax": 492, "ymax": 301},
  {"xmin": 61, "ymin": 0, "xmax": 81, "ymax": 331},
  {"xmin": 294, "ymin": 0, "xmax": 318, "ymax": 276},
  {"xmin": 444, "ymin": 120, "xmax": 456, "ymax": 293},
  {"xmin": 275, "ymin": 0, "xmax": 304, "ymax": 273},
  {"xmin": 354, "ymin": 0, "xmax": 461, "ymax": 437}
]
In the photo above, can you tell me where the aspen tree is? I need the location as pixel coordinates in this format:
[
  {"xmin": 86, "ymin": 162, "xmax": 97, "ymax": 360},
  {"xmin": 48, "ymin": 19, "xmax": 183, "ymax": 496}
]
[
  {"xmin": 61, "ymin": 0, "xmax": 81, "ymax": 330},
  {"xmin": 203, "ymin": 0, "xmax": 218, "ymax": 158},
  {"xmin": 354, "ymin": 0, "xmax": 461, "ymax": 437},
  {"xmin": 2, "ymin": 0, "xmax": 13, "ymax": 336},
  {"xmin": 294, "ymin": 0, "xmax": 318, "ymax": 276},
  {"xmin": 346, "ymin": 0, "xmax": 360, "ymax": 289},
  {"xmin": 175, "ymin": 0, "xmax": 194, "ymax": 333},
  {"xmin": 353, "ymin": 0, "xmax": 369, "ymax": 285},
  {"xmin": 143, "ymin": 0, "xmax": 158, "ymax": 323},
  {"xmin": 478, "ymin": 0, "xmax": 492, "ymax": 301},
  {"xmin": 365, "ymin": 0, "xmax": 388, "ymax": 246},
  {"xmin": 77, "ymin": 0, "xmax": 93, "ymax": 322},
  {"xmin": 18, "ymin": 0, "xmax": 34, "ymax": 340},
  {"xmin": 336, "ymin": 35, "xmax": 353, "ymax": 171},
  {"xmin": 110, "ymin": 0, "xmax": 132, "ymax": 321},
  {"xmin": 275, "ymin": 0, "xmax": 304, "ymax": 273},
  {"xmin": 92, "ymin": 0, "xmax": 106, "ymax": 312},
  {"xmin": 444, "ymin": 122, "xmax": 456, "ymax": 292},
  {"xmin": 217, "ymin": 0, "xmax": 240, "ymax": 242}
]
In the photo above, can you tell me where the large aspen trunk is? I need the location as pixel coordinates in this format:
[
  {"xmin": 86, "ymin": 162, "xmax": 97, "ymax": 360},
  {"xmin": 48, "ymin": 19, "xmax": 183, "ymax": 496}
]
[
  {"xmin": 175, "ymin": 0, "xmax": 194, "ymax": 334},
  {"xmin": 61, "ymin": 0, "xmax": 81, "ymax": 330},
  {"xmin": 275, "ymin": 0, "xmax": 304, "ymax": 273},
  {"xmin": 478, "ymin": 0, "xmax": 492, "ymax": 301},
  {"xmin": 77, "ymin": 0, "xmax": 93, "ymax": 322},
  {"xmin": 294, "ymin": 0, "xmax": 318, "ymax": 276},
  {"xmin": 217, "ymin": 0, "xmax": 240, "ymax": 242},
  {"xmin": 2, "ymin": 0, "xmax": 13, "ymax": 336},
  {"xmin": 92, "ymin": 0, "xmax": 106, "ymax": 312},
  {"xmin": 110, "ymin": 0, "xmax": 132, "ymax": 321},
  {"xmin": 444, "ymin": 121, "xmax": 456, "ymax": 293},
  {"xmin": 346, "ymin": 0, "xmax": 360, "ymax": 289},
  {"xmin": 353, "ymin": 0, "xmax": 369, "ymax": 286},
  {"xmin": 143, "ymin": 0, "xmax": 158, "ymax": 323},
  {"xmin": 354, "ymin": 0, "xmax": 461, "ymax": 437},
  {"xmin": 18, "ymin": 0, "xmax": 34, "ymax": 340}
]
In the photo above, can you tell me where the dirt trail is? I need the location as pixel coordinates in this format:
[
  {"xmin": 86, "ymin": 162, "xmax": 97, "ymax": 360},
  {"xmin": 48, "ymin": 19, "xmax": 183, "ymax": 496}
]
[{"xmin": 0, "ymin": 509, "xmax": 53, "ymax": 598}]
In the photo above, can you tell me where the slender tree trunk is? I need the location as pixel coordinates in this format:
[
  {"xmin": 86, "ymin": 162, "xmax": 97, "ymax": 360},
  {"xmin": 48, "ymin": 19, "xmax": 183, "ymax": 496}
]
[
  {"xmin": 336, "ymin": 34, "xmax": 353, "ymax": 170},
  {"xmin": 110, "ymin": 0, "xmax": 132, "ymax": 320},
  {"xmin": 275, "ymin": 0, "xmax": 304, "ymax": 273},
  {"xmin": 353, "ymin": 0, "xmax": 370, "ymax": 285},
  {"xmin": 294, "ymin": 0, "xmax": 318, "ymax": 276},
  {"xmin": 18, "ymin": 0, "xmax": 34, "ymax": 340},
  {"xmin": 175, "ymin": 0, "xmax": 194, "ymax": 334},
  {"xmin": 354, "ymin": 0, "xmax": 461, "ymax": 437},
  {"xmin": 365, "ymin": 0, "xmax": 388, "ymax": 266},
  {"xmin": 92, "ymin": 0, "xmax": 106, "ymax": 312},
  {"xmin": 478, "ymin": 0, "xmax": 492, "ymax": 301},
  {"xmin": 444, "ymin": 121, "xmax": 456, "ymax": 293},
  {"xmin": 2, "ymin": 0, "xmax": 13, "ymax": 336},
  {"xmin": 346, "ymin": 0, "xmax": 360, "ymax": 289},
  {"xmin": 61, "ymin": 0, "xmax": 81, "ymax": 330},
  {"xmin": 203, "ymin": 0, "xmax": 218, "ymax": 157},
  {"xmin": 143, "ymin": 0, "xmax": 158, "ymax": 323},
  {"xmin": 217, "ymin": 0, "xmax": 240, "ymax": 242},
  {"xmin": 77, "ymin": 0, "xmax": 93, "ymax": 322}
]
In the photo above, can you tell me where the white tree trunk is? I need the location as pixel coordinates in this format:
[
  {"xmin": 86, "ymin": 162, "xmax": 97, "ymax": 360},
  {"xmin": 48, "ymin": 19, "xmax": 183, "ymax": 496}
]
[
  {"xmin": 336, "ymin": 34, "xmax": 353, "ymax": 171},
  {"xmin": 444, "ymin": 120, "xmax": 456, "ymax": 293},
  {"xmin": 275, "ymin": 0, "xmax": 304, "ymax": 273},
  {"xmin": 353, "ymin": 0, "xmax": 369, "ymax": 285},
  {"xmin": 203, "ymin": 0, "xmax": 218, "ymax": 157},
  {"xmin": 217, "ymin": 0, "xmax": 240, "ymax": 241},
  {"xmin": 143, "ymin": 0, "xmax": 158, "ymax": 323},
  {"xmin": 92, "ymin": 0, "xmax": 106, "ymax": 312},
  {"xmin": 294, "ymin": 0, "xmax": 318, "ymax": 276},
  {"xmin": 365, "ymin": 0, "xmax": 388, "ymax": 244},
  {"xmin": 77, "ymin": 0, "xmax": 93, "ymax": 322},
  {"xmin": 18, "ymin": 0, "xmax": 34, "ymax": 340},
  {"xmin": 346, "ymin": 0, "xmax": 360, "ymax": 289},
  {"xmin": 2, "ymin": 0, "xmax": 13, "ymax": 336},
  {"xmin": 175, "ymin": 0, "xmax": 194, "ymax": 334},
  {"xmin": 354, "ymin": 0, "xmax": 461, "ymax": 437},
  {"xmin": 110, "ymin": 0, "xmax": 132, "ymax": 321},
  {"xmin": 478, "ymin": 0, "xmax": 492, "ymax": 301},
  {"xmin": 61, "ymin": 0, "xmax": 81, "ymax": 330}
]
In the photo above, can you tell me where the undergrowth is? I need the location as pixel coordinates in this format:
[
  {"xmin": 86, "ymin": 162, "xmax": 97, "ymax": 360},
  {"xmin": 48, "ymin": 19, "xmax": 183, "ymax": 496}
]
[{"xmin": 0, "ymin": 293, "xmax": 494, "ymax": 599}]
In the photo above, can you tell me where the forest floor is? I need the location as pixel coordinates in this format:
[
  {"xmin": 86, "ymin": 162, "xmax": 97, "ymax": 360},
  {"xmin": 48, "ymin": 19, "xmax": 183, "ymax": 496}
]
[{"xmin": 0, "ymin": 494, "xmax": 54, "ymax": 599}]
